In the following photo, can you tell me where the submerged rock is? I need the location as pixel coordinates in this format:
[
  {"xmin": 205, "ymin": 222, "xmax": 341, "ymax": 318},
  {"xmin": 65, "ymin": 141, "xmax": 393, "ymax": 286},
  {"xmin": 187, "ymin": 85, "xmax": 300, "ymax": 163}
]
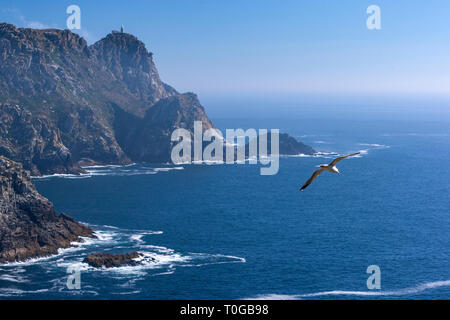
[
  {"xmin": 83, "ymin": 252, "xmax": 150, "ymax": 268},
  {"xmin": 0, "ymin": 156, "xmax": 94, "ymax": 263}
]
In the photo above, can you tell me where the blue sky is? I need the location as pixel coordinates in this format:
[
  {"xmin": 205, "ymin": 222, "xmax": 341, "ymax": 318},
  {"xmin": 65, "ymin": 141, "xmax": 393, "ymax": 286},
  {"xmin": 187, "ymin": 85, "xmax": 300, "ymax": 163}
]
[{"xmin": 1, "ymin": 0, "xmax": 450, "ymax": 97}]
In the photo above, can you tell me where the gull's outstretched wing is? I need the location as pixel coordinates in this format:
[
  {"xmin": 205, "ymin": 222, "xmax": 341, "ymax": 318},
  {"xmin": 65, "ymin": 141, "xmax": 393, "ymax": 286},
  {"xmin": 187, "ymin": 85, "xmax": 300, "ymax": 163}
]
[
  {"xmin": 300, "ymin": 168, "xmax": 326, "ymax": 191},
  {"xmin": 328, "ymin": 152, "xmax": 360, "ymax": 167}
]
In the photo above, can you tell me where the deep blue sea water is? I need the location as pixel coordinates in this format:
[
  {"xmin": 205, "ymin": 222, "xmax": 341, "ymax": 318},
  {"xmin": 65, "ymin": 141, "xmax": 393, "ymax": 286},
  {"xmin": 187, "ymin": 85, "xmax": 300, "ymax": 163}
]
[{"xmin": 1, "ymin": 102, "xmax": 449, "ymax": 299}]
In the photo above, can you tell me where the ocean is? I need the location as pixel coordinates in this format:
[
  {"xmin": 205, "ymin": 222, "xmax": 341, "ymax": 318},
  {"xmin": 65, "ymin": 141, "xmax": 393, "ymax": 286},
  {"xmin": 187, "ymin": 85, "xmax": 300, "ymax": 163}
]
[{"xmin": 1, "ymin": 99, "xmax": 449, "ymax": 299}]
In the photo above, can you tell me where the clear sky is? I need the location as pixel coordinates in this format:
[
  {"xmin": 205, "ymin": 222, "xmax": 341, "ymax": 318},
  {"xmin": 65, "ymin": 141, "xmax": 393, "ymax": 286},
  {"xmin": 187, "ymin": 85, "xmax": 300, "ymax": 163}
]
[{"xmin": 1, "ymin": 0, "xmax": 450, "ymax": 97}]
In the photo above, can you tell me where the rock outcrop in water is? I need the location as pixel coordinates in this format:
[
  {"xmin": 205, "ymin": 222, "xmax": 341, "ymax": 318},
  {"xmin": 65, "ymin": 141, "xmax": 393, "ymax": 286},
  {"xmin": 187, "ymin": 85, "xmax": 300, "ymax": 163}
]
[
  {"xmin": 246, "ymin": 132, "xmax": 316, "ymax": 156},
  {"xmin": 0, "ymin": 156, "xmax": 94, "ymax": 263},
  {"xmin": 0, "ymin": 23, "xmax": 314, "ymax": 175},
  {"xmin": 83, "ymin": 252, "xmax": 149, "ymax": 268},
  {"xmin": 276, "ymin": 133, "xmax": 316, "ymax": 155}
]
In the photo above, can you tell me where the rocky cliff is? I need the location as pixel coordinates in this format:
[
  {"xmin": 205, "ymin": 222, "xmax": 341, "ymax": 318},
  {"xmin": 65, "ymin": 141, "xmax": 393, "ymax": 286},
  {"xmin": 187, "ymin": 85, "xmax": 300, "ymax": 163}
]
[
  {"xmin": 116, "ymin": 92, "xmax": 215, "ymax": 162},
  {"xmin": 0, "ymin": 23, "xmax": 208, "ymax": 175},
  {"xmin": 91, "ymin": 32, "xmax": 177, "ymax": 112},
  {"xmin": 0, "ymin": 156, "xmax": 93, "ymax": 263},
  {"xmin": 0, "ymin": 23, "xmax": 314, "ymax": 174}
]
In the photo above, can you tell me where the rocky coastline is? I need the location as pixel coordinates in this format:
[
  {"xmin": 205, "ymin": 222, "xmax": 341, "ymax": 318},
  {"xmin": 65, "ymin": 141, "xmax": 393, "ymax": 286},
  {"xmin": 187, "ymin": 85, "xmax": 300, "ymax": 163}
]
[
  {"xmin": 0, "ymin": 23, "xmax": 315, "ymax": 176},
  {"xmin": 0, "ymin": 156, "xmax": 94, "ymax": 263}
]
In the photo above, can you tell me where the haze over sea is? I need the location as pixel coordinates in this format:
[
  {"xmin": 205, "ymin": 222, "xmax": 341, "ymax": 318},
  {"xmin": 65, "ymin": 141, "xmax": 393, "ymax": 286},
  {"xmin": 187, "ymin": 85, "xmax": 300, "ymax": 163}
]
[{"xmin": 1, "ymin": 96, "xmax": 449, "ymax": 299}]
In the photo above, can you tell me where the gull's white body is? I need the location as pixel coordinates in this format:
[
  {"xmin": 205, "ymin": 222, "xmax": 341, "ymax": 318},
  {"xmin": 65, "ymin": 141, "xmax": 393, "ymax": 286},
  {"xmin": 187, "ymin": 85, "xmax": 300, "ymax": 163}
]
[
  {"xmin": 300, "ymin": 153, "xmax": 360, "ymax": 191},
  {"xmin": 320, "ymin": 164, "xmax": 340, "ymax": 174}
]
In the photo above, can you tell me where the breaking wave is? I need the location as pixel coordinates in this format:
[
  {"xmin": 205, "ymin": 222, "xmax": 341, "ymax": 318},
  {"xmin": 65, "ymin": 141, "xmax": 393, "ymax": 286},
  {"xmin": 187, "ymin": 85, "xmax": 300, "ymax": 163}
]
[
  {"xmin": 0, "ymin": 223, "xmax": 245, "ymax": 298},
  {"xmin": 244, "ymin": 280, "xmax": 450, "ymax": 300},
  {"xmin": 282, "ymin": 151, "xmax": 339, "ymax": 159},
  {"xmin": 358, "ymin": 143, "xmax": 390, "ymax": 149},
  {"xmin": 31, "ymin": 164, "xmax": 185, "ymax": 180}
]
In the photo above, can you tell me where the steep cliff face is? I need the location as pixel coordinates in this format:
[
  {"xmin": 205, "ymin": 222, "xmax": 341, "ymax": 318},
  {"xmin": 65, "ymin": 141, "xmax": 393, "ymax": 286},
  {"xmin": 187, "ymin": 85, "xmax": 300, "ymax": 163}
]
[
  {"xmin": 0, "ymin": 104, "xmax": 77, "ymax": 176},
  {"xmin": 0, "ymin": 156, "xmax": 93, "ymax": 263},
  {"xmin": 0, "ymin": 23, "xmax": 138, "ymax": 174},
  {"xmin": 116, "ymin": 93, "xmax": 214, "ymax": 162},
  {"xmin": 0, "ymin": 23, "xmax": 314, "ymax": 174},
  {"xmin": 0, "ymin": 23, "xmax": 216, "ymax": 174},
  {"xmin": 92, "ymin": 32, "xmax": 177, "ymax": 114},
  {"xmin": 0, "ymin": 23, "xmax": 92, "ymax": 105}
]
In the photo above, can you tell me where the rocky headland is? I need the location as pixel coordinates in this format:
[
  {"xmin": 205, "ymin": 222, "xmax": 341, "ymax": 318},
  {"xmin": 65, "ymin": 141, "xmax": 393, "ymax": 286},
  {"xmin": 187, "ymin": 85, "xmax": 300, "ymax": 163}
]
[
  {"xmin": 0, "ymin": 23, "xmax": 314, "ymax": 175},
  {"xmin": 0, "ymin": 23, "xmax": 314, "ymax": 263},
  {"xmin": 0, "ymin": 156, "xmax": 94, "ymax": 263}
]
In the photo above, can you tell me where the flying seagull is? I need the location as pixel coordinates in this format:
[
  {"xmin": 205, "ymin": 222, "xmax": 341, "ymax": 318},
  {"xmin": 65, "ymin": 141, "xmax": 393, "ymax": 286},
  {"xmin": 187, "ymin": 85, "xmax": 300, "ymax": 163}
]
[{"xmin": 300, "ymin": 152, "xmax": 360, "ymax": 191}]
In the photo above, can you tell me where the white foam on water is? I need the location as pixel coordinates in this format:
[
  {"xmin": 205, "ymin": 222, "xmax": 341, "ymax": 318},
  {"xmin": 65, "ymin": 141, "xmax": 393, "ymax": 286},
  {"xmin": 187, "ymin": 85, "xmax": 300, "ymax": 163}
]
[
  {"xmin": 112, "ymin": 290, "xmax": 142, "ymax": 295},
  {"xmin": 287, "ymin": 143, "xmax": 388, "ymax": 161},
  {"xmin": 358, "ymin": 143, "xmax": 389, "ymax": 148},
  {"xmin": 0, "ymin": 274, "xmax": 30, "ymax": 283},
  {"xmin": 0, "ymin": 288, "xmax": 49, "ymax": 297},
  {"xmin": 225, "ymin": 255, "xmax": 246, "ymax": 262},
  {"xmin": 150, "ymin": 270, "xmax": 175, "ymax": 277},
  {"xmin": 146, "ymin": 230, "xmax": 163, "ymax": 235},
  {"xmin": 300, "ymin": 280, "xmax": 450, "ymax": 297},
  {"xmin": 282, "ymin": 154, "xmax": 314, "ymax": 158},
  {"xmin": 140, "ymin": 245, "xmax": 174, "ymax": 254},
  {"xmin": 108, "ymin": 227, "xmax": 163, "ymax": 235},
  {"xmin": 0, "ymin": 223, "xmax": 246, "ymax": 296},
  {"xmin": 358, "ymin": 143, "xmax": 391, "ymax": 150},
  {"xmin": 202, "ymin": 160, "xmax": 225, "ymax": 165},
  {"xmin": 137, "ymin": 250, "xmax": 187, "ymax": 265},
  {"xmin": 180, "ymin": 253, "xmax": 246, "ymax": 267},
  {"xmin": 153, "ymin": 167, "xmax": 184, "ymax": 172},
  {"xmin": 56, "ymin": 260, "xmax": 91, "ymax": 272},
  {"xmin": 243, "ymin": 280, "xmax": 450, "ymax": 300},
  {"xmin": 92, "ymin": 230, "xmax": 117, "ymax": 242},
  {"xmin": 57, "ymin": 245, "xmax": 86, "ymax": 255},
  {"xmin": 130, "ymin": 234, "xmax": 144, "ymax": 243},
  {"xmin": 243, "ymin": 294, "xmax": 300, "ymax": 300},
  {"xmin": 314, "ymin": 152, "xmax": 339, "ymax": 158},
  {"xmin": 284, "ymin": 151, "xmax": 338, "ymax": 159},
  {"xmin": 70, "ymin": 250, "xmax": 187, "ymax": 277},
  {"xmin": 0, "ymin": 252, "xmax": 65, "ymax": 267},
  {"xmin": 0, "ymin": 233, "xmax": 108, "ymax": 268},
  {"xmin": 2, "ymin": 234, "xmax": 115, "ymax": 270},
  {"xmin": 81, "ymin": 163, "xmax": 136, "ymax": 169},
  {"xmin": 101, "ymin": 225, "xmax": 120, "ymax": 229},
  {"xmin": 33, "ymin": 163, "xmax": 185, "ymax": 179},
  {"xmin": 58, "ymin": 247, "xmax": 245, "ymax": 278},
  {"xmin": 86, "ymin": 169, "xmax": 158, "ymax": 177},
  {"xmin": 0, "ymin": 229, "xmax": 123, "ymax": 268},
  {"xmin": 32, "ymin": 173, "xmax": 92, "ymax": 179}
]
